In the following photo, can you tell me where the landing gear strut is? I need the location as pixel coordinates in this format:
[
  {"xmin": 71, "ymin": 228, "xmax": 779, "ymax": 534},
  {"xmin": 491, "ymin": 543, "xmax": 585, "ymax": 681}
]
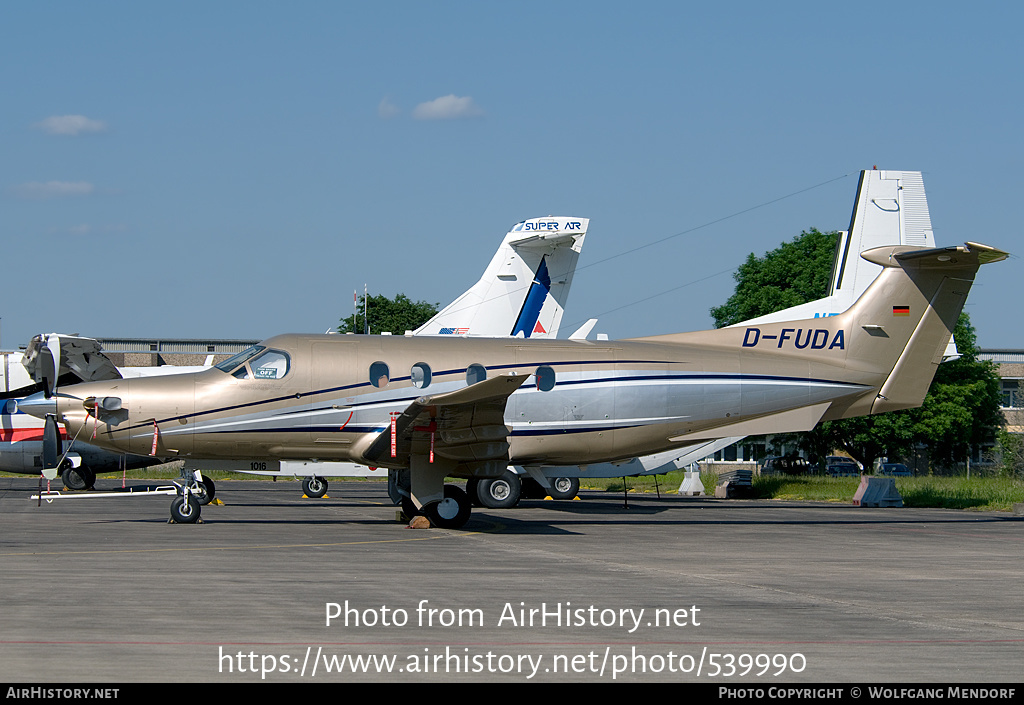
[{"xmin": 169, "ymin": 470, "xmax": 206, "ymax": 523}]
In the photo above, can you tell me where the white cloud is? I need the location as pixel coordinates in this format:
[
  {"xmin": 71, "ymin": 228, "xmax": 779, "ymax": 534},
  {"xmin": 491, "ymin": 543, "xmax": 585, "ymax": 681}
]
[
  {"xmin": 33, "ymin": 115, "xmax": 107, "ymax": 136},
  {"xmin": 412, "ymin": 94, "xmax": 484, "ymax": 120},
  {"xmin": 12, "ymin": 181, "xmax": 95, "ymax": 200},
  {"xmin": 378, "ymin": 97, "xmax": 400, "ymax": 119}
]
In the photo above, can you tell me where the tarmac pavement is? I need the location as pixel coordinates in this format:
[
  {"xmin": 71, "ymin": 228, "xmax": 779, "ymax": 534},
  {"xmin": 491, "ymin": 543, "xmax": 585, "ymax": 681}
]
[{"xmin": 0, "ymin": 478, "xmax": 1020, "ymax": 683}]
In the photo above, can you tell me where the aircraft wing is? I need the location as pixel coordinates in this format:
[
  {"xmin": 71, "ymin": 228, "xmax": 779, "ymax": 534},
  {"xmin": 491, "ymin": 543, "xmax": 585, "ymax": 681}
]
[{"xmin": 362, "ymin": 373, "xmax": 531, "ymax": 473}]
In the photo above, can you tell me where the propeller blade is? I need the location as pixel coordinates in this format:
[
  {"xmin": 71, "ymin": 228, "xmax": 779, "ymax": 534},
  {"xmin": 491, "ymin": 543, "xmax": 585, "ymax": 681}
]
[
  {"xmin": 43, "ymin": 336, "xmax": 61, "ymax": 398},
  {"xmin": 42, "ymin": 414, "xmax": 62, "ymax": 480}
]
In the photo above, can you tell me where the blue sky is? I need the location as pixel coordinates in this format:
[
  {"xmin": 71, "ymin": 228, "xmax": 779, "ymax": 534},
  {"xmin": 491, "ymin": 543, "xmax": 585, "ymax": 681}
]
[{"xmin": 3, "ymin": 2, "xmax": 1021, "ymax": 350}]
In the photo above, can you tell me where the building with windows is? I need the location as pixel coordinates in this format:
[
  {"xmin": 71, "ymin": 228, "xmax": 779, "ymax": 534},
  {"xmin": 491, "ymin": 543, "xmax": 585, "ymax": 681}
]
[
  {"xmin": 980, "ymin": 349, "xmax": 1024, "ymax": 435},
  {"xmin": 94, "ymin": 338, "xmax": 260, "ymax": 368}
]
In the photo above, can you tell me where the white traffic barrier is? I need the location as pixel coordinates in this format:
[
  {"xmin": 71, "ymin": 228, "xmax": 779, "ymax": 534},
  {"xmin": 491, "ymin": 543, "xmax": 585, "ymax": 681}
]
[{"xmin": 852, "ymin": 476, "xmax": 904, "ymax": 507}]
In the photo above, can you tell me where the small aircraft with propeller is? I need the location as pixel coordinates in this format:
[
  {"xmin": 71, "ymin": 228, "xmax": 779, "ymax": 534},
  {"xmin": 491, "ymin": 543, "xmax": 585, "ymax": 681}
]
[{"xmin": 19, "ymin": 228, "xmax": 1006, "ymax": 526}]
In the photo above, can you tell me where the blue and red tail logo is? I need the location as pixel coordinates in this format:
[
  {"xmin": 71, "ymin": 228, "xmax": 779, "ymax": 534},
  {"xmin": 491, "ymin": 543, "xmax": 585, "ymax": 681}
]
[{"xmin": 511, "ymin": 257, "xmax": 551, "ymax": 338}]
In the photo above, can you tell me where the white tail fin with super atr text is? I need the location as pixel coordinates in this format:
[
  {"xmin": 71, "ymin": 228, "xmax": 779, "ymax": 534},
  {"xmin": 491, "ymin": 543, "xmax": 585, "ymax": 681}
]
[{"xmin": 413, "ymin": 217, "xmax": 588, "ymax": 338}]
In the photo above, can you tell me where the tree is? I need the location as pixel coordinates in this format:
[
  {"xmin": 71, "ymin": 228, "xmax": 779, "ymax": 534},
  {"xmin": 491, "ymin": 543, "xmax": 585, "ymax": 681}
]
[
  {"xmin": 993, "ymin": 429, "xmax": 1024, "ymax": 478},
  {"xmin": 339, "ymin": 293, "xmax": 439, "ymax": 335},
  {"xmin": 711, "ymin": 228, "xmax": 839, "ymax": 328},
  {"xmin": 803, "ymin": 314, "xmax": 1002, "ymax": 470},
  {"xmin": 907, "ymin": 315, "xmax": 1003, "ymax": 467},
  {"xmin": 712, "ymin": 230, "xmax": 1004, "ymax": 471}
]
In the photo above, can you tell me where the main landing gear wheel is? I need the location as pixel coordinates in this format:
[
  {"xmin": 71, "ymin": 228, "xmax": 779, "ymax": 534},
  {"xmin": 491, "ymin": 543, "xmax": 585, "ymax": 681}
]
[
  {"xmin": 194, "ymin": 474, "xmax": 216, "ymax": 505},
  {"xmin": 61, "ymin": 465, "xmax": 96, "ymax": 491},
  {"xmin": 303, "ymin": 476, "xmax": 328, "ymax": 498},
  {"xmin": 423, "ymin": 485, "xmax": 471, "ymax": 529},
  {"xmin": 548, "ymin": 476, "xmax": 579, "ymax": 500},
  {"xmin": 476, "ymin": 470, "xmax": 521, "ymax": 509},
  {"xmin": 170, "ymin": 496, "xmax": 201, "ymax": 524}
]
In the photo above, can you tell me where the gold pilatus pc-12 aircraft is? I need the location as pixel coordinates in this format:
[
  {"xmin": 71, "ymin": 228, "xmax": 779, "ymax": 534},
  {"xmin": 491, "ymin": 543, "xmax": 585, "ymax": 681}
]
[{"xmin": 20, "ymin": 240, "xmax": 1007, "ymax": 527}]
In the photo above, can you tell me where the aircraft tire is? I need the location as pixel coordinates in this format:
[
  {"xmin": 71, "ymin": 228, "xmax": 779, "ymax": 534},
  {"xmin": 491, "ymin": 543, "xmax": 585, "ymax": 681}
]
[
  {"xmin": 170, "ymin": 496, "xmax": 201, "ymax": 524},
  {"xmin": 477, "ymin": 470, "xmax": 521, "ymax": 509},
  {"xmin": 193, "ymin": 475, "xmax": 216, "ymax": 505},
  {"xmin": 303, "ymin": 476, "xmax": 328, "ymax": 498},
  {"xmin": 424, "ymin": 485, "xmax": 471, "ymax": 529},
  {"xmin": 548, "ymin": 476, "xmax": 579, "ymax": 500},
  {"xmin": 61, "ymin": 466, "xmax": 94, "ymax": 491}
]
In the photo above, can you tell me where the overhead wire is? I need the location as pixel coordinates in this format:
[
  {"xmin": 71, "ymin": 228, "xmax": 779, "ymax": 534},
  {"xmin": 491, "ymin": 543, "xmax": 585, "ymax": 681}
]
[
  {"xmin": 558, "ymin": 171, "xmax": 855, "ymax": 333},
  {"xmin": 357, "ymin": 171, "xmax": 854, "ymax": 333}
]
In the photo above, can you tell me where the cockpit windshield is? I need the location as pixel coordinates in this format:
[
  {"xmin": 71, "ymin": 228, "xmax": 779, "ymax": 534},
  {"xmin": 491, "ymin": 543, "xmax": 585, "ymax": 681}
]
[
  {"xmin": 249, "ymin": 350, "xmax": 290, "ymax": 379},
  {"xmin": 217, "ymin": 346, "xmax": 291, "ymax": 381},
  {"xmin": 215, "ymin": 345, "xmax": 266, "ymax": 374}
]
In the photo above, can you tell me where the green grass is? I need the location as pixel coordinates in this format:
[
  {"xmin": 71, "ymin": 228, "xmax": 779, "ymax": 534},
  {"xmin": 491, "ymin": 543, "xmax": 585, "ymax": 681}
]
[{"xmin": 581, "ymin": 472, "xmax": 1024, "ymax": 512}]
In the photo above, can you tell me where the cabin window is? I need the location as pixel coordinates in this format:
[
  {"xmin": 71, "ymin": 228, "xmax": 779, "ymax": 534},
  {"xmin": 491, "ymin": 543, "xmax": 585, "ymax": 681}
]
[
  {"xmin": 466, "ymin": 364, "xmax": 487, "ymax": 385},
  {"xmin": 411, "ymin": 362, "xmax": 431, "ymax": 389},
  {"xmin": 535, "ymin": 365, "xmax": 556, "ymax": 392},
  {"xmin": 370, "ymin": 361, "xmax": 390, "ymax": 388}
]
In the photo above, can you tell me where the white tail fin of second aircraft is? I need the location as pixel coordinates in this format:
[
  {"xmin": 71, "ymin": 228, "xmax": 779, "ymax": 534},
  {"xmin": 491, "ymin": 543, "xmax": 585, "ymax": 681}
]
[
  {"xmin": 734, "ymin": 170, "xmax": 936, "ymax": 325},
  {"xmin": 413, "ymin": 217, "xmax": 588, "ymax": 338}
]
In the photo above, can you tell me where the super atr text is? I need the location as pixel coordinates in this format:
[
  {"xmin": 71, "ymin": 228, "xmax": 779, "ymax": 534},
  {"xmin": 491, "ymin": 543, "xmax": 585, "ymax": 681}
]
[{"xmin": 325, "ymin": 599, "xmax": 701, "ymax": 634}]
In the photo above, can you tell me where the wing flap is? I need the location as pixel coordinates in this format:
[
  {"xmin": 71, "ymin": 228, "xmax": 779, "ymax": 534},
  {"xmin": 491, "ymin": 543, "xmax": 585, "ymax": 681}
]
[{"xmin": 362, "ymin": 373, "xmax": 531, "ymax": 469}]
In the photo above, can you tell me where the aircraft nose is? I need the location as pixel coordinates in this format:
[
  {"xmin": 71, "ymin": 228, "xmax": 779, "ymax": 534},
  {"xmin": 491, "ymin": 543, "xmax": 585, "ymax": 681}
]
[{"xmin": 16, "ymin": 392, "xmax": 58, "ymax": 419}]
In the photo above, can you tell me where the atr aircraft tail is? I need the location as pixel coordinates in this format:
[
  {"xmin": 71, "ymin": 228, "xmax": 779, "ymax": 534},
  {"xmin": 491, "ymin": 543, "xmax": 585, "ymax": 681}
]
[
  {"xmin": 736, "ymin": 169, "xmax": 936, "ymax": 325},
  {"xmin": 413, "ymin": 217, "xmax": 588, "ymax": 338}
]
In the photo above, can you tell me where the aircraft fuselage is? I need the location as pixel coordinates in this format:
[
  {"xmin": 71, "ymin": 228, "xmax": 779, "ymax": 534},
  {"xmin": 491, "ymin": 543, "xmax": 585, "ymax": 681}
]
[{"xmin": 47, "ymin": 329, "xmax": 875, "ymax": 471}]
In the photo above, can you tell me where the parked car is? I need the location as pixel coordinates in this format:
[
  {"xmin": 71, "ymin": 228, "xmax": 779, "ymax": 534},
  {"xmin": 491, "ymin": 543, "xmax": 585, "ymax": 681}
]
[
  {"xmin": 825, "ymin": 455, "xmax": 861, "ymax": 477},
  {"xmin": 878, "ymin": 463, "xmax": 912, "ymax": 477},
  {"xmin": 760, "ymin": 456, "xmax": 811, "ymax": 476}
]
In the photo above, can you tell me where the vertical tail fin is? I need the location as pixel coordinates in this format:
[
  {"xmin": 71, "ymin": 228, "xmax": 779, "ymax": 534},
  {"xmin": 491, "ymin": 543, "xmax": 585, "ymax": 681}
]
[
  {"xmin": 735, "ymin": 170, "xmax": 936, "ymax": 325},
  {"xmin": 413, "ymin": 217, "xmax": 588, "ymax": 338},
  {"xmin": 844, "ymin": 242, "xmax": 1006, "ymax": 415},
  {"xmin": 695, "ymin": 242, "xmax": 1006, "ymax": 420}
]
